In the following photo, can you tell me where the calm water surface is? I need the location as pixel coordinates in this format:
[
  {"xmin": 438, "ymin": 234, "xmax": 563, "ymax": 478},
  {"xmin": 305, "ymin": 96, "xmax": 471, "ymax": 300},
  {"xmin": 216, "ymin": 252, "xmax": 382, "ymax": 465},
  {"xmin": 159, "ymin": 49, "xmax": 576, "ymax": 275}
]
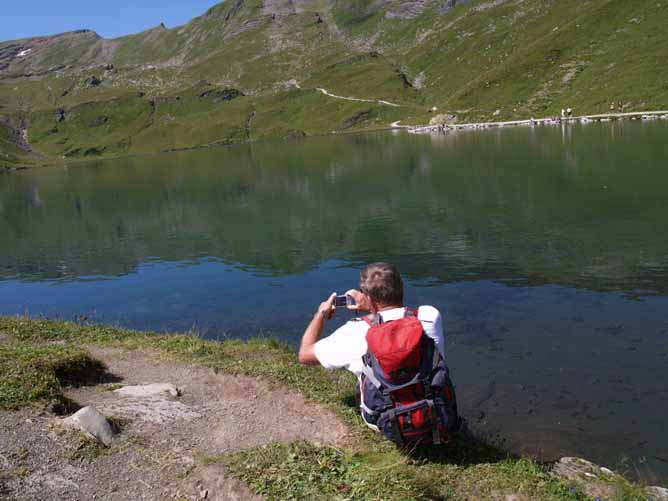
[{"xmin": 1, "ymin": 121, "xmax": 668, "ymax": 481}]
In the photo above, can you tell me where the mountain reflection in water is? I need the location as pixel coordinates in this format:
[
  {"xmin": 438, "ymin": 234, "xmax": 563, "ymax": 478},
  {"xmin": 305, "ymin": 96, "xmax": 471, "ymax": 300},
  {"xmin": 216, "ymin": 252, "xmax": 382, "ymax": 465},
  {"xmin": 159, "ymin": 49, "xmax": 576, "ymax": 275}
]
[{"xmin": 1, "ymin": 120, "xmax": 668, "ymax": 482}]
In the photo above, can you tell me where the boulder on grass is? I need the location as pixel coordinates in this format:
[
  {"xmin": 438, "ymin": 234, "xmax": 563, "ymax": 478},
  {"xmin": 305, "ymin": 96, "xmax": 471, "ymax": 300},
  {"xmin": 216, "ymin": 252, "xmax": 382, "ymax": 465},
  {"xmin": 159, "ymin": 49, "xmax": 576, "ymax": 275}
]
[{"xmin": 62, "ymin": 406, "xmax": 115, "ymax": 446}]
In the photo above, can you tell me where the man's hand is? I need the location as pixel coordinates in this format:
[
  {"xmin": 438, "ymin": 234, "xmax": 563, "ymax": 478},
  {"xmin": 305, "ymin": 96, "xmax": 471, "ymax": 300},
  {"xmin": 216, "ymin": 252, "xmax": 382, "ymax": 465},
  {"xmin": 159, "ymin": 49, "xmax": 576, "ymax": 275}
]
[
  {"xmin": 317, "ymin": 292, "xmax": 337, "ymax": 320},
  {"xmin": 345, "ymin": 289, "xmax": 372, "ymax": 313}
]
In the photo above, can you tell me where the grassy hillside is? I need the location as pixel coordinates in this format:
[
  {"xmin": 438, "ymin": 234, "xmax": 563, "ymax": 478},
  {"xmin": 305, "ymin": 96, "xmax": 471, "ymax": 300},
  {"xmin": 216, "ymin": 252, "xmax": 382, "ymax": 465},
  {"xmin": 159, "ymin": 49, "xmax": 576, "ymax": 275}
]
[{"xmin": 1, "ymin": 0, "xmax": 667, "ymax": 166}]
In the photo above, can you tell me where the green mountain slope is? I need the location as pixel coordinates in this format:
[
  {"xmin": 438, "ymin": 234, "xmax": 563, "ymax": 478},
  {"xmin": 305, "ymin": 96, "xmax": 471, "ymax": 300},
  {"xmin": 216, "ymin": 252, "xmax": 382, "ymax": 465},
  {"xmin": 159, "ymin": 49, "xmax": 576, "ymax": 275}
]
[{"xmin": 1, "ymin": 0, "xmax": 666, "ymax": 166}]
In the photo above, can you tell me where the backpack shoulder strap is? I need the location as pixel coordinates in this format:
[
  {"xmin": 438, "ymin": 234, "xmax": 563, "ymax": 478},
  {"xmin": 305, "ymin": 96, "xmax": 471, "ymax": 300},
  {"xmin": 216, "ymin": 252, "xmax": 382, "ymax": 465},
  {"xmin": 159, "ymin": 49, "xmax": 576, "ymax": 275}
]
[
  {"xmin": 361, "ymin": 314, "xmax": 382, "ymax": 326},
  {"xmin": 404, "ymin": 307, "xmax": 419, "ymax": 318}
]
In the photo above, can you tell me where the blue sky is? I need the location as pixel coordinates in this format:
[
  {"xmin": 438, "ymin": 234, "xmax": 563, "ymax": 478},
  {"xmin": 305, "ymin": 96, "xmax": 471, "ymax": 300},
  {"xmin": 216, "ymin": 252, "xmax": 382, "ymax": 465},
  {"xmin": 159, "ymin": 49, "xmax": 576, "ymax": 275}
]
[{"xmin": 1, "ymin": 0, "xmax": 224, "ymax": 42}]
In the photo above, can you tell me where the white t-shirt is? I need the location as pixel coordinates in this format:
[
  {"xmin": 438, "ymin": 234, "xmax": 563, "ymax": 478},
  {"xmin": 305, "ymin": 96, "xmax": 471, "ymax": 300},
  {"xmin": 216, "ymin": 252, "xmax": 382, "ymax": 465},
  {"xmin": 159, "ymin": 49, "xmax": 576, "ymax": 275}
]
[{"xmin": 314, "ymin": 306, "xmax": 445, "ymax": 377}]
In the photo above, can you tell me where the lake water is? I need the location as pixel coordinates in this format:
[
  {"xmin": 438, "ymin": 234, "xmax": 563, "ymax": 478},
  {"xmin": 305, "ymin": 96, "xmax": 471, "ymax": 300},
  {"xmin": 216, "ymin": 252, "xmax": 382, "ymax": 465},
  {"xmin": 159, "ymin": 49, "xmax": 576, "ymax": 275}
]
[{"xmin": 1, "ymin": 120, "xmax": 668, "ymax": 482}]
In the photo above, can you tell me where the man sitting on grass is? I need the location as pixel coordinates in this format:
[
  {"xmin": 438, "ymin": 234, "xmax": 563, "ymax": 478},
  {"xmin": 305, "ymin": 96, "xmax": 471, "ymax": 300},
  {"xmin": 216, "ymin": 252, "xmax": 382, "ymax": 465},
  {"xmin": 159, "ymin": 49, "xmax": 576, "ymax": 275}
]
[{"xmin": 298, "ymin": 262, "xmax": 458, "ymax": 444}]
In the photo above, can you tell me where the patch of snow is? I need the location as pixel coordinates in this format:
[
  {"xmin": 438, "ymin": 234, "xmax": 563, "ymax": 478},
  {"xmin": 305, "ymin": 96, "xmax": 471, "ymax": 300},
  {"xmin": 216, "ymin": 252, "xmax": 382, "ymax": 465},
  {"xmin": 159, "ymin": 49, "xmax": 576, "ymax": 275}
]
[{"xmin": 17, "ymin": 49, "xmax": 32, "ymax": 57}]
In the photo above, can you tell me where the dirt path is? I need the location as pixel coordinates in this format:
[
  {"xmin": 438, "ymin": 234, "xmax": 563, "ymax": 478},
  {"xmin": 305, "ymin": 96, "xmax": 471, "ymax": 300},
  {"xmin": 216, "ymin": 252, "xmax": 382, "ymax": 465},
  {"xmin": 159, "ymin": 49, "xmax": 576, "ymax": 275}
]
[
  {"xmin": 0, "ymin": 346, "xmax": 349, "ymax": 500},
  {"xmin": 316, "ymin": 87, "xmax": 400, "ymax": 107}
]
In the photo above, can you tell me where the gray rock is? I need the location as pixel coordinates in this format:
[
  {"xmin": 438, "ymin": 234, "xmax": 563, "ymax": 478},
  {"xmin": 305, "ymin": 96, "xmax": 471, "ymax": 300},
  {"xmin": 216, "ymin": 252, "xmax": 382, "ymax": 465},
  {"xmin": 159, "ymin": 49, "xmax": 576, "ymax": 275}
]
[
  {"xmin": 62, "ymin": 406, "xmax": 115, "ymax": 446},
  {"xmin": 552, "ymin": 457, "xmax": 611, "ymax": 481},
  {"xmin": 551, "ymin": 457, "xmax": 649, "ymax": 500},
  {"xmin": 551, "ymin": 457, "xmax": 615, "ymax": 498},
  {"xmin": 647, "ymin": 486, "xmax": 668, "ymax": 500},
  {"xmin": 114, "ymin": 383, "xmax": 181, "ymax": 398},
  {"xmin": 440, "ymin": 0, "xmax": 470, "ymax": 14},
  {"xmin": 88, "ymin": 116, "xmax": 108, "ymax": 128},
  {"xmin": 85, "ymin": 75, "xmax": 102, "ymax": 87}
]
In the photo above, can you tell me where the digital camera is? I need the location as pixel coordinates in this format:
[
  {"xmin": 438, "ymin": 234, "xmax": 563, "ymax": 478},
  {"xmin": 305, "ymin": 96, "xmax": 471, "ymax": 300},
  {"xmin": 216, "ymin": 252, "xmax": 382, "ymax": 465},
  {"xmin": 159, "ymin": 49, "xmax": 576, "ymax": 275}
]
[{"xmin": 334, "ymin": 295, "xmax": 354, "ymax": 308}]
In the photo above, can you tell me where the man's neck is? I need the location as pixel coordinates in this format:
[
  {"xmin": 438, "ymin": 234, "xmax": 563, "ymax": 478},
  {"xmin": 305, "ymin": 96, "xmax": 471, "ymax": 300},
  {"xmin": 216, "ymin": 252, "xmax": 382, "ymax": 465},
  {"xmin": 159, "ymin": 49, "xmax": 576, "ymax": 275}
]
[{"xmin": 376, "ymin": 304, "xmax": 404, "ymax": 313}]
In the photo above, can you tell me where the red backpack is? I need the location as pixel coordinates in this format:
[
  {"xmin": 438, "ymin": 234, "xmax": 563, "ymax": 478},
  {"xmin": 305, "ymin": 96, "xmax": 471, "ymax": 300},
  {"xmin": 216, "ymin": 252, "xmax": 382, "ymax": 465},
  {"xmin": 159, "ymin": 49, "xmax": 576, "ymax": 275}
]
[{"xmin": 360, "ymin": 308, "xmax": 460, "ymax": 446}]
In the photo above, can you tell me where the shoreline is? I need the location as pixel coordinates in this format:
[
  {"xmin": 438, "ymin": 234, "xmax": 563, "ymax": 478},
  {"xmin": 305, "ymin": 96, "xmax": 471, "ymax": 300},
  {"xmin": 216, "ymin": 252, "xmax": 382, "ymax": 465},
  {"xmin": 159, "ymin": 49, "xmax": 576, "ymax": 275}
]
[
  {"xmin": 1, "ymin": 122, "xmax": 400, "ymax": 173},
  {"xmin": 1, "ymin": 315, "xmax": 667, "ymax": 500},
  {"xmin": 402, "ymin": 110, "xmax": 668, "ymax": 134},
  {"xmin": 4, "ymin": 110, "xmax": 667, "ymax": 173}
]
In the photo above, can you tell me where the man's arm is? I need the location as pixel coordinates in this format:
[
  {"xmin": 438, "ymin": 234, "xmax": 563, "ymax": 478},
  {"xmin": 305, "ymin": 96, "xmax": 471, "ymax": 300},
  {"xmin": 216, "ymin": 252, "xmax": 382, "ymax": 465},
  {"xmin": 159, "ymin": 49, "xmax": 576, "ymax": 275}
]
[
  {"xmin": 419, "ymin": 305, "xmax": 445, "ymax": 359},
  {"xmin": 298, "ymin": 293, "xmax": 336, "ymax": 365}
]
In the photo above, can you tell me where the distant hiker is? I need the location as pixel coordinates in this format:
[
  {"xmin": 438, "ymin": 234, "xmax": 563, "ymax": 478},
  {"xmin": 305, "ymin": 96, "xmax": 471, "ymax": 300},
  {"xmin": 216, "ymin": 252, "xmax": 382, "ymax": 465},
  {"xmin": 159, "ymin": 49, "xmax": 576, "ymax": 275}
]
[{"xmin": 298, "ymin": 262, "xmax": 460, "ymax": 446}]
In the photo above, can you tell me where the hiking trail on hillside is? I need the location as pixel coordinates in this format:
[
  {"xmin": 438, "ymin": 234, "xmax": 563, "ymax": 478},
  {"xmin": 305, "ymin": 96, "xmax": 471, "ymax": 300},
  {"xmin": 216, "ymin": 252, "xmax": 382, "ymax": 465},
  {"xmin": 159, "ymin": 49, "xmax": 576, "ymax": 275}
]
[{"xmin": 316, "ymin": 88, "xmax": 401, "ymax": 107}]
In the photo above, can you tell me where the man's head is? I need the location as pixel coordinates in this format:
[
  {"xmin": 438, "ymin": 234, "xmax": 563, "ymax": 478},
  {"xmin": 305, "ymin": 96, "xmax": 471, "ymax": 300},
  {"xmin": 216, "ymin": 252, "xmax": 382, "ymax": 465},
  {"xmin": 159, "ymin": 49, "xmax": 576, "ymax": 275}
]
[{"xmin": 359, "ymin": 262, "xmax": 404, "ymax": 309}]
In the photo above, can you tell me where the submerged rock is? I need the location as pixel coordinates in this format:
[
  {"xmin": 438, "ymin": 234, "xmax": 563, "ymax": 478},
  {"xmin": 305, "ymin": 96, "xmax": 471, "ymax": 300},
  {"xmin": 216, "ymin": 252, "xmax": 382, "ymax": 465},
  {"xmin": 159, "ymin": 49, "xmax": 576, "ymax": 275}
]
[{"xmin": 62, "ymin": 406, "xmax": 115, "ymax": 446}]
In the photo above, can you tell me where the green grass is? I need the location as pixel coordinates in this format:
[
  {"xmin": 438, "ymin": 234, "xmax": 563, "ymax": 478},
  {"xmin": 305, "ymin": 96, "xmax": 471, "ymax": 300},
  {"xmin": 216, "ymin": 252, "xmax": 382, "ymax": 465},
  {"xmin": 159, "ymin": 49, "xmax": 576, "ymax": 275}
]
[
  {"xmin": 0, "ymin": 315, "xmax": 658, "ymax": 499},
  {"xmin": 227, "ymin": 441, "xmax": 425, "ymax": 500},
  {"xmin": 0, "ymin": 341, "xmax": 105, "ymax": 409},
  {"xmin": 225, "ymin": 439, "xmax": 588, "ymax": 501}
]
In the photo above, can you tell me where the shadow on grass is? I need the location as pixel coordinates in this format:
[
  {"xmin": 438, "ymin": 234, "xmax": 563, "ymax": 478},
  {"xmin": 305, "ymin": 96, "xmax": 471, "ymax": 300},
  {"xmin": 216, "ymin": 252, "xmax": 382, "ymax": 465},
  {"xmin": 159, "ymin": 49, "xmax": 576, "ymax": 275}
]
[
  {"xmin": 406, "ymin": 429, "xmax": 511, "ymax": 467},
  {"xmin": 341, "ymin": 391, "xmax": 511, "ymax": 467},
  {"xmin": 51, "ymin": 395, "xmax": 82, "ymax": 416},
  {"xmin": 341, "ymin": 393, "xmax": 358, "ymax": 410},
  {"xmin": 51, "ymin": 358, "xmax": 123, "ymax": 416},
  {"xmin": 54, "ymin": 357, "xmax": 123, "ymax": 388}
]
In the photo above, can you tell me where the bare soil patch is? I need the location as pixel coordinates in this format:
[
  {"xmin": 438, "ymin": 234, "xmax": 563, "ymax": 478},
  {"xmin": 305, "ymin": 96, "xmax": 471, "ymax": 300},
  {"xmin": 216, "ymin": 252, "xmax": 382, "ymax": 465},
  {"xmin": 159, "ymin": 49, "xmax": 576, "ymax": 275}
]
[{"xmin": 0, "ymin": 346, "xmax": 349, "ymax": 500}]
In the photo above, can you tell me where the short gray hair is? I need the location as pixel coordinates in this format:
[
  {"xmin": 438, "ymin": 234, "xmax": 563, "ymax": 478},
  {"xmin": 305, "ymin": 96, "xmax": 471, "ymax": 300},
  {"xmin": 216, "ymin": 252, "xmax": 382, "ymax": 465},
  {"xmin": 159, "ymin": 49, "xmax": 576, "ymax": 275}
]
[{"xmin": 360, "ymin": 262, "xmax": 403, "ymax": 306}]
